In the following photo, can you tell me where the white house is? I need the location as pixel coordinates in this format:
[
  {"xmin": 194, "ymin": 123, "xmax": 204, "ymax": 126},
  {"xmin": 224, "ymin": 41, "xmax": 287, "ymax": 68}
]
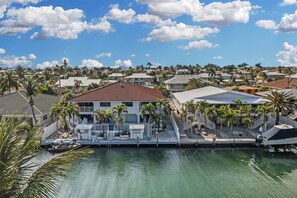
[
  {"xmin": 69, "ymin": 82, "xmax": 165, "ymax": 140},
  {"xmin": 108, "ymin": 73, "xmax": 124, "ymax": 81},
  {"xmin": 125, "ymin": 73, "xmax": 153, "ymax": 85},
  {"xmin": 55, "ymin": 77, "xmax": 101, "ymax": 90},
  {"xmin": 164, "ymin": 75, "xmax": 203, "ymax": 92}
]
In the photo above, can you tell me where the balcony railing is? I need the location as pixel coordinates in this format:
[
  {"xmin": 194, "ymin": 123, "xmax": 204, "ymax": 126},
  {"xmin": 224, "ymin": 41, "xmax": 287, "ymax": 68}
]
[{"xmin": 79, "ymin": 106, "xmax": 94, "ymax": 113}]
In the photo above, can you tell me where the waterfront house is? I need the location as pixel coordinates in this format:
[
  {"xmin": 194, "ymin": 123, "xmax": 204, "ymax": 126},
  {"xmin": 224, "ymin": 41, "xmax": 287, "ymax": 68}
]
[
  {"xmin": 69, "ymin": 81, "xmax": 165, "ymax": 140},
  {"xmin": 124, "ymin": 73, "xmax": 153, "ymax": 85},
  {"xmin": 0, "ymin": 91, "xmax": 61, "ymax": 126},
  {"xmin": 108, "ymin": 73, "xmax": 124, "ymax": 81},
  {"xmin": 164, "ymin": 75, "xmax": 203, "ymax": 92}
]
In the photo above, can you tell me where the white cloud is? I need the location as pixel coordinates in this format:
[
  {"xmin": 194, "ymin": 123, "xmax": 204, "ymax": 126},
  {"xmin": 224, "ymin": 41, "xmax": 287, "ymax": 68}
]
[
  {"xmin": 278, "ymin": 11, "xmax": 297, "ymax": 32},
  {"xmin": 114, "ymin": 59, "xmax": 133, "ymax": 68},
  {"xmin": 192, "ymin": 1, "xmax": 252, "ymax": 26},
  {"xmin": 81, "ymin": 59, "xmax": 104, "ymax": 68},
  {"xmin": 137, "ymin": 0, "xmax": 252, "ymax": 26},
  {"xmin": 0, "ymin": 0, "xmax": 40, "ymax": 18},
  {"xmin": 0, "ymin": 6, "xmax": 112, "ymax": 39},
  {"xmin": 276, "ymin": 42, "xmax": 297, "ymax": 66},
  {"xmin": 280, "ymin": 0, "xmax": 297, "ymax": 6},
  {"xmin": 106, "ymin": 4, "xmax": 136, "ymax": 24},
  {"xmin": 131, "ymin": 53, "xmax": 136, "ymax": 57},
  {"xmin": 213, "ymin": 56, "xmax": 224, "ymax": 60},
  {"xmin": 145, "ymin": 53, "xmax": 150, "ymax": 57},
  {"xmin": 0, "ymin": 53, "xmax": 36, "ymax": 68},
  {"xmin": 96, "ymin": 52, "xmax": 112, "ymax": 58},
  {"xmin": 145, "ymin": 23, "xmax": 220, "ymax": 42},
  {"xmin": 135, "ymin": 13, "xmax": 176, "ymax": 26},
  {"xmin": 36, "ymin": 57, "xmax": 68, "ymax": 69},
  {"xmin": 181, "ymin": 40, "xmax": 218, "ymax": 50},
  {"xmin": 0, "ymin": 48, "xmax": 5, "ymax": 54},
  {"xmin": 255, "ymin": 20, "xmax": 276, "ymax": 29}
]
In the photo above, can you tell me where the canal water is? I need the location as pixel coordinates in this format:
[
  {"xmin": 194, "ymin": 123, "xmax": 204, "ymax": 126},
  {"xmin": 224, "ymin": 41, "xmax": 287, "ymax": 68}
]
[{"xmin": 38, "ymin": 148, "xmax": 297, "ymax": 198}]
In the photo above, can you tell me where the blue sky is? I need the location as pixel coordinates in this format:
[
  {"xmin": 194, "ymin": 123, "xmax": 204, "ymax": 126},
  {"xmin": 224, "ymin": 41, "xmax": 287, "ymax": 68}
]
[{"xmin": 0, "ymin": 0, "xmax": 297, "ymax": 69}]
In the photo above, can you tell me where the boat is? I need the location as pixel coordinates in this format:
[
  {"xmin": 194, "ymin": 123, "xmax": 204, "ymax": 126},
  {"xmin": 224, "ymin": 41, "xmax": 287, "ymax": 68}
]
[
  {"xmin": 47, "ymin": 139, "xmax": 81, "ymax": 153},
  {"xmin": 256, "ymin": 124, "xmax": 297, "ymax": 148}
]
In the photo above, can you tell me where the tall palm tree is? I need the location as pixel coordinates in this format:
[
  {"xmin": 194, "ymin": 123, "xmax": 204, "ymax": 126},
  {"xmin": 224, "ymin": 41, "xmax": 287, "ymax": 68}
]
[
  {"xmin": 141, "ymin": 103, "xmax": 157, "ymax": 133},
  {"xmin": 195, "ymin": 100, "xmax": 209, "ymax": 117},
  {"xmin": 185, "ymin": 78, "xmax": 204, "ymax": 91},
  {"xmin": 264, "ymin": 91, "xmax": 297, "ymax": 125},
  {"xmin": 256, "ymin": 105, "xmax": 273, "ymax": 132},
  {"xmin": 204, "ymin": 105, "xmax": 217, "ymax": 128},
  {"xmin": 259, "ymin": 72, "xmax": 268, "ymax": 83},
  {"xmin": 50, "ymin": 103, "xmax": 63, "ymax": 129},
  {"xmin": 0, "ymin": 71, "xmax": 19, "ymax": 94},
  {"xmin": 242, "ymin": 117, "xmax": 252, "ymax": 128},
  {"xmin": 21, "ymin": 79, "xmax": 44, "ymax": 125},
  {"xmin": 66, "ymin": 102, "xmax": 80, "ymax": 129},
  {"xmin": 224, "ymin": 108, "xmax": 238, "ymax": 130},
  {"xmin": 112, "ymin": 104, "xmax": 128, "ymax": 133},
  {"xmin": 0, "ymin": 118, "xmax": 92, "ymax": 198}
]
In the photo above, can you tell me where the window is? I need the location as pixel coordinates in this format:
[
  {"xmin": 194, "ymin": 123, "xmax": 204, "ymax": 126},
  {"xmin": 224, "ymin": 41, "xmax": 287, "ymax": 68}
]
[
  {"xmin": 100, "ymin": 102, "xmax": 111, "ymax": 107},
  {"xmin": 78, "ymin": 102, "xmax": 93, "ymax": 107},
  {"xmin": 122, "ymin": 102, "xmax": 133, "ymax": 107}
]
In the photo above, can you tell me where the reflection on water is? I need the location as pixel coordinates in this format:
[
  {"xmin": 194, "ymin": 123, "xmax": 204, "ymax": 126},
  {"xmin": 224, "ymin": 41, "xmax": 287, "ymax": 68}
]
[{"xmin": 37, "ymin": 148, "xmax": 297, "ymax": 198}]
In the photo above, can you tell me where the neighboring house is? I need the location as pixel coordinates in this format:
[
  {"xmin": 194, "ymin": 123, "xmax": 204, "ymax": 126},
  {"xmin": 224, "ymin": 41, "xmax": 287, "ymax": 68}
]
[
  {"xmin": 176, "ymin": 69, "xmax": 190, "ymax": 74},
  {"xmin": 125, "ymin": 73, "xmax": 153, "ymax": 85},
  {"xmin": 261, "ymin": 78, "xmax": 297, "ymax": 89},
  {"xmin": 264, "ymin": 71, "xmax": 286, "ymax": 80},
  {"xmin": 199, "ymin": 72, "xmax": 232, "ymax": 82},
  {"xmin": 55, "ymin": 77, "xmax": 101, "ymax": 90},
  {"xmin": 172, "ymin": 86, "xmax": 266, "ymax": 114},
  {"xmin": 164, "ymin": 75, "xmax": 202, "ymax": 92},
  {"xmin": 108, "ymin": 73, "xmax": 124, "ymax": 81},
  {"xmin": 0, "ymin": 91, "xmax": 62, "ymax": 125},
  {"xmin": 69, "ymin": 82, "xmax": 165, "ymax": 140},
  {"xmin": 225, "ymin": 86, "xmax": 259, "ymax": 95}
]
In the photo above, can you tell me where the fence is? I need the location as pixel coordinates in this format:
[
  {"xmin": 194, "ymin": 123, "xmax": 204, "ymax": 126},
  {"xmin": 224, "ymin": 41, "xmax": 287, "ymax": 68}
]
[{"xmin": 41, "ymin": 121, "xmax": 62, "ymax": 141}]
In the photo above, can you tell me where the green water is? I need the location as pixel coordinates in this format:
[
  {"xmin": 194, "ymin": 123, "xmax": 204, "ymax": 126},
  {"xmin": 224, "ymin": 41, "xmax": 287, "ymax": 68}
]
[{"xmin": 39, "ymin": 148, "xmax": 297, "ymax": 198}]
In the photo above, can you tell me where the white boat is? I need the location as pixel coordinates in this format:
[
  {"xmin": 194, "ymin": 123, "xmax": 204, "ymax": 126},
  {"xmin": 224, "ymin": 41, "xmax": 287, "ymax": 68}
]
[{"xmin": 256, "ymin": 124, "xmax": 297, "ymax": 147}]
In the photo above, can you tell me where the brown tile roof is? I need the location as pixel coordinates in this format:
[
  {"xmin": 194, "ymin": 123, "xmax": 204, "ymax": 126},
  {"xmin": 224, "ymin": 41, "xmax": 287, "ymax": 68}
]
[
  {"xmin": 69, "ymin": 81, "xmax": 165, "ymax": 102},
  {"xmin": 261, "ymin": 78, "xmax": 297, "ymax": 89}
]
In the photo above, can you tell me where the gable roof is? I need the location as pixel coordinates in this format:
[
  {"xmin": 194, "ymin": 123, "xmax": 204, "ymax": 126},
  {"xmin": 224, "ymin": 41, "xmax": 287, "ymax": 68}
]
[
  {"xmin": 69, "ymin": 81, "xmax": 164, "ymax": 102},
  {"xmin": 55, "ymin": 77, "xmax": 101, "ymax": 87},
  {"xmin": 125, "ymin": 73, "xmax": 153, "ymax": 79},
  {"xmin": 261, "ymin": 78, "xmax": 297, "ymax": 89},
  {"xmin": 0, "ymin": 91, "xmax": 62, "ymax": 116},
  {"xmin": 173, "ymin": 86, "xmax": 265, "ymax": 104}
]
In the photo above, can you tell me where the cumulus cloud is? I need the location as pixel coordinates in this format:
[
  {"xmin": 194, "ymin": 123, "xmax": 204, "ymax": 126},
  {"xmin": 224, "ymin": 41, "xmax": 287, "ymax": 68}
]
[
  {"xmin": 36, "ymin": 57, "xmax": 68, "ymax": 69},
  {"xmin": 106, "ymin": 4, "xmax": 136, "ymax": 24},
  {"xmin": 135, "ymin": 13, "xmax": 176, "ymax": 26},
  {"xmin": 0, "ymin": 6, "xmax": 112, "ymax": 39},
  {"xmin": 280, "ymin": 0, "xmax": 297, "ymax": 6},
  {"xmin": 137, "ymin": 0, "xmax": 252, "ymax": 26},
  {"xmin": 114, "ymin": 59, "xmax": 133, "ymax": 68},
  {"xmin": 213, "ymin": 56, "xmax": 224, "ymax": 60},
  {"xmin": 131, "ymin": 53, "xmax": 136, "ymax": 57},
  {"xmin": 81, "ymin": 59, "xmax": 104, "ymax": 68},
  {"xmin": 145, "ymin": 23, "xmax": 219, "ymax": 42},
  {"xmin": 278, "ymin": 11, "xmax": 297, "ymax": 32},
  {"xmin": 96, "ymin": 52, "xmax": 112, "ymax": 58},
  {"xmin": 0, "ymin": 53, "xmax": 37, "ymax": 68},
  {"xmin": 145, "ymin": 53, "xmax": 150, "ymax": 57},
  {"xmin": 181, "ymin": 40, "xmax": 218, "ymax": 50},
  {"xmin": 276, "ymin": 42, "xmax": 297, "ymax": 66},
  {"xmin": 255, "ymin": 20, "xmax": 276, "ymax": 29},
  {"xmin": 0, "ymin": 48, "xmax": 5, "ymax": 54},
  {"xmin": 256, "ymin": 11, "xmax": 297, "ymax": 32},
  {"xmin": 192, "ymin": 1, "xmax": 252, "ymax": 26},
  {"xmin": 0, "ymin": 0, "xmax": 40, "ymax": 18}
]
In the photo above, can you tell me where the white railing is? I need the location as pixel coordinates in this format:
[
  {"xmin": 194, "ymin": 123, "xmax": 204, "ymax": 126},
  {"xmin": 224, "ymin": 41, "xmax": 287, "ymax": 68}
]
[
  {"xmin": 41, "ymin": 120, "xmax": 62, "ymax": 141},
  {"xmin": 194, "ymin": 113, "xmax": 216, "ymax": 130},
  {"xmin": 170, "ymin": 114, "xmax": 180, "ymax": 144}
]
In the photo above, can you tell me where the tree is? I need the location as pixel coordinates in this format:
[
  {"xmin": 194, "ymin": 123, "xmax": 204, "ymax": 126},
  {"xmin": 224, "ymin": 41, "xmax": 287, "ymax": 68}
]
[
  {"xmin": 224, "ymin": 108, "xmax": 238, "ymax": 130},
  {"xmin": 185, "ymin": 78, "xmax": 205, "ymax": 90},
  {"xmin": 0, "ymin": 71, "xmax": 19, "ymax": 94},
  {"xmin": 263, "ymin": 91, "xmax": 297, "ymax": 125},
  {"xmin": 242, "ymin": 117, "xmax": 252, "ymax": 128},
  {"xmin": 204, "ymin": 105, "xmax": 217, "ymax": 128},
  {"xmin": 259, "ymin": 71, "xmax": 268, "ymax": 83},
  {"xmin": 141, "ymin": 103, "xmax": 156, "ymax": 133},
  {"xmin": 233, "ymin": 99, "xmax": 244, "ymax": 127},
  {"xmin": 66, "ymin": 102, "xmax": 80, "ymax": 129},
  {"xmin": 283, "ymin": 67, "xmax": 294, "ymax": 88},
  {"xmin": 21, "ymin": 79, "xmax": 44, "ymax": 125},
  {"xmin": 94, "ymin": 109, "xmax": 112, "ymax": 133},
  {"xmin": 112, "ymin": 104, "xmax": 128, "ymax": 133},
  {"xmin": 0, "ymin": 118, "xmax": 92, "ymax": 198},
  {"xmin": 50, "ymin": 103, "xmax": 63, "ymax": 129},
  {"xmin": 256, "ymin": 105, "xmax": 273, "ymax": 132},
  {"xmin": 195, "ymin": 100, "xmax": 209, "ymax": 116}
]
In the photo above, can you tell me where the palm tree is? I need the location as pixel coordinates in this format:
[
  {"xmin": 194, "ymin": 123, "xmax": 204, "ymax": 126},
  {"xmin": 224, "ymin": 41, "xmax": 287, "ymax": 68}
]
[
  {"xmin": 179, "ymin": 107, "xmax": 188, "ymax": 132},
  {"xmin": 256, "ymin": 105, "xmax": 273, "ymax": 132},
  {"xmin": 233, "ymin": 99, "xmax": 244, "ymax": 127},
  {"xmin": 0, "ymin": 71, "xmax": 19, "ymax": 94},
  {"xmin": 155, "ymin": 99, "xmax": 171, "ymax": 132},
  {"xmin": 218, "ymin": 105, "xmax": 229, "ymax": 129},
  {"xmin": 0, "ymin": 118, "xmax": 92, "ymax": 198},
  {"xmin": 50, "ymin": 103, "xmax": 63, "ymax": 130},
  {"xmin": 263, "ymin": 91, "xmax": 297, "ymax": 125},
  {"xmin": 224, "ymin": 108, "xmax": 238, "ymax": 130},
  {"xmin": 21, "ymin": 79, "xmax": 44, "ymax": 125},
  {"xmin": 283, "ymin": 67, "xmax": 294, "ymax": 88},
  {"xmin": 112, "ymin": 104, "xmax": 128, "ymax": 133},
  {"xmin": 141, "ymin": 103, "xmax": 157, "ymax": 133},
  {"xmin": 259, "ymin": 71, "xmax": 268, "ymax": 83},
  {"xmin": 204, "ymin": 105, "xmax": 217, "ymax": 128},
  {"xmin": 242, "ymin": 117, "xmax": 252, "ymax": 128},
  {"xmin": 66, "ymin": 102, "xmax": 80, "ymax": 129},
  {"xmin": 185, "ymin": 78, "xmax": 204, "ymax": 91},
  {"xmin": 195, "ymin": 100, "xmax": 209, "ymax": 117}
]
